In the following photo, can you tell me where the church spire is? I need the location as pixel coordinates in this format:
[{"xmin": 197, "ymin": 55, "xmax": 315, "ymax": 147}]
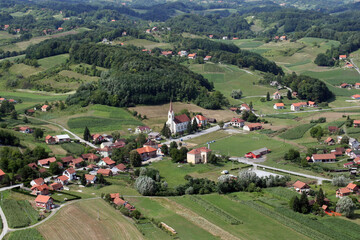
[{"xmin": 169, "ymin": 100, "xmax": 173, "ymax": 113}]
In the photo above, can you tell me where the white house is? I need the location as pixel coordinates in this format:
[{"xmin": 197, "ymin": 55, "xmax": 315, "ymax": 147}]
[
  {"xmin": 349, "ymin": 138, "xmax": 360, "ymax": 149},
  {"xmin": 135, "ymin": 126, "xmax": 151, "ymax": 134},
  {"xmin": 85, "ymin": 174, "xmax": 97, "ymax": 184},
  {"xmin": 230, "ymin": 117, "xmax": 245, "ymax": 127},
  {"xmin": 192, "ymin": 115, "xmax": 208, "ymax": 127},
  {"xmin": 166, "ymin": 101, "xmax": 190, "ymax": 134},
  {"xmin": 188, "ymin": 53, "xmax": 197, "ymax": 59},
  {"xmin": 63, "ymin": 168, "xmax": 76, "ymax": 181},
  {"xmin": 273, "ymin": 92, "xmax": 281, "ymax": 100},
  {"xmin": 274, "ymin": 103, "xmax": 285, "ymax": 109},
  {"xmin": 240, "ymin": 103, "xmax": 250, "ymax": 111},
  {"xmin": 291, "ymin": 102, "xmax": 307, "ymax": 111},
  {"xmin": 178, "ymin": 50, "xmax": 188, "ymax": 57},
  {"xmin": 55, "ymin": 134, "xmax": 71, "ymax": 143}
]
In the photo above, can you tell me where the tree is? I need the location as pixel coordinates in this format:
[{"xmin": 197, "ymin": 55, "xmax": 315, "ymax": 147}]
[
  {"xmin": 49, "ymin": 162, "xmax": 61, "ymax": 175},
  {"xmin": 83, "ymin": 126, "xmax": 91, "ymax": 141},
  {"xmin": 218, "ymin": 121, "xmax": 224, "ymax": 129},
  {"xmin": 135, "ymin": 176, "xmax": 157, "ymax": 196},
  {"xmin": 336, "ymin": 196, "xmax": 356, "ymax": 218},
  {"xmin": 300, "ymin": 192, "xmax": 310, "ymax": 213},
  {"xmin": 310, "ymin": 126, "xmax": 323, "ymax": 140},
  {"xmin": 98, "ymin": 174, "xmax": 106, "ymax": 184},
  {"xmin": 111, "ymin": 131, "xmax": 121, "ymax": 142},
  {"xmin": 130, "ymin": 151, "xmax": 142, "ymax": 167},
  {"xmin": 161, "ymin": 144, "xmax": 169, "ymax": 155},
  {"xmin": 287, "ymin": 90, "xmax": 292, "ymax": 100},
  {"xmin": 316, "ymin": 188, "xmax": 325, "ymax": 207},
  {"xmin": 130, "ymin": 210, "xmax": 141, "ymax": 219},
  {"xmin": 23, "ymin": 117, "xmax": 29, "ymax": 123},
  {"xmin": 170, "ymin": 141, "xmax": 178, "ymax": 150},
  {"xmin": 11, "ymin": 110, "xmax": 17, "ymax": 120},
  {"xmin": 332, "ymin": 175, "xmax": 351, "ymax": 187},
  {"xmin": 192, "ymin": 119, "xmax": 198, "ymax": 132},
  {"xmin": 81, "ymin": 174, "xmax": 87, "ymax": 186},
  {"xmin": 290, "ymin": 196, "xmax": 301, "ymax": 212},
  {"xmin": 242, "ymin": 111, "xmax": 249, "ymax": 121},
  {"xmin": 33, "ymin": 128, "xmax": 44, "ymax": 140},
  {"xmin": 249, "ymin": 101, "xmax": 253, "ymax": 110},
  {"xmin": 266, "ymin": 92, "xmax": 270, "ymax": 101},
  {"xmin": 340, "ymin": 136, "xmax": 349, "ymax": 145},
  {"xmin": 284, "ymin": 149, "xmax": 300, "ymax": 161},
  {"xmin": 187, "ymin": 121, "xmax": 192, "ymax": 133},
  {"xmin": 161, "ymin": 123, "xmax": 171, "ymax": 138},
  {"xmin": 230, "ymin": 89, "xmax": 242, "ymax": 99},
  {"xmin": 59, "ymin": 101, "xmax": 65, "ymax": 110},
  {"xmin": 208, "ymin": 153, "xmax": 218, "ymax": 164}
]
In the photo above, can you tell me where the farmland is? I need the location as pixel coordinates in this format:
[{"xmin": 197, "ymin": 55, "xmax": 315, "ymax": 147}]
[
  {"xmin": 279, "ymin": 123, "xmax": 316, "ymax": 140},
  {"xmin": 36, "ymin": 199, "xmax": 146, "ymax": 240},
  {"xmin": 5, "ymin": 229, "xmax": 44, "ymax": 240},
  {"xmin": 1, "ymin": 199, "xmax": 39, "ymax": 228}
]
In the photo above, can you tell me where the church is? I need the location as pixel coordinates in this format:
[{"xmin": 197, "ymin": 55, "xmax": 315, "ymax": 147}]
[{"xmin": 166, "ymin": 101, "xmax": 191, "ymax": 134}]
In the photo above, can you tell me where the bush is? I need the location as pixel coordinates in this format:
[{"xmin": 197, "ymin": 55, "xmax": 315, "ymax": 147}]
[
  {"xmin": 135, "ymin": 176, "xmax": 157, "ymax": 196},
  {"xmin": 332, "ymin": 175, "xmax": 351, "ymax": 187}
]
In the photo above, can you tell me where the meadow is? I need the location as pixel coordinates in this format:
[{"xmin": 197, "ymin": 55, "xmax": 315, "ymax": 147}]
[
  {"xmin": 279, "ymin": 123, "xmax": 316, "ymax": 140},
  {"xmin": 5, "ymin": 229, "xmax": 44, "ymax": 240},
  {"xmin": 1, "ymin": 199, "xmax": 39, "ymax": 228},
  {"xmin": 60, "ymin": 143, "xmax": 86, "ymax": 156}
]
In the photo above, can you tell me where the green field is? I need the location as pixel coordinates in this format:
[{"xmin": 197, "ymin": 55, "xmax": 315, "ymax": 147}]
[
  {"xmin": 60, "ymin": 142, "xmax": 86, "ymax": 156},
  {"xmin": 279, "ymin": 123, "xmax": 316, "ymax": 140},
  {"xmin": 5, "ymin": 229, "xmax": 44, "ymax": 240},
  {"xmin": 1, "ymin": 199, "xmax": 39, "ymax": 228},
  {"xmin": 38, "ymin": 54, "xmax": 69, "ymax": 69}
]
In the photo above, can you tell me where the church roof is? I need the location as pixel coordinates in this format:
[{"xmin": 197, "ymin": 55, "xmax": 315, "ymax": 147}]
[{"xmin": 174, "ymin": 114, "xmax": 190, "ymax": 124}]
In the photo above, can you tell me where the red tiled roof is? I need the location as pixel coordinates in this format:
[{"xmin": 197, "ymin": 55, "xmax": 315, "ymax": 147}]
[
  {"xmin": 241, "ymin": 103, "xmax": 250, "ymax": 110},
  {"xmin": 308, "ymin": 101, "xmax": 315, "ymax": 105},
  {"xmin": 92, "ymin": 134, "xmax": 102, "ymax": 140},
  {"xmin": 195, "ymin": 115, "xmax": 207, "ymax": 121},
  {"xmin": 65, "ymin": 168, "xmax": 76, "ymax": 174},
  {"xmin": 0, "ymin": 169, "xmax": 5, "ymax": 177},
  {"xmin": 71, "ymin": 158, "xmax": 84, "ymax": 165},
  {"xmin": 35, "ymin": 195, "xmax": 51, "ymax": 203},
  {"xmin": 61, "ymin": 156, "xmax": 74, "ymax": 163},
  {"xmin": 188, "ymin": 147, "xmax": 211, "ymax": 155},
  {"xmin": 85, "ymin": 174, "xmax": 96, "ymax": 181},
  {"xmin": 137, "ymin": 126, "xmax": 150, "ymax": 131},
  {"xmin": 97, "ymin": 169, "xmax": 112, "ymax": 175},
  {"xmin": 45, "ymin": 135, "xmax": 54, "ymax": 140},
  {"xmin": 344, "ymin": 162, "xmax": 354, "ymax": 166},
  {"xmin": 352, "ymin": 94, "xmax": 360, "ymax": 99},
  {"xmin": 38, "ymin": 157, "xmax": 56, "ymax": 165},
  {"xmin": 115, "ymin": 163, "xmax": 126, "ymax": 171},
  {"xmin": 246, "ymin": 123, "xmax": 262, "ymax": 128},
  {"xmin": 102, "ymin": 157, "xmax": 115, "ymax": 165},
  {"xmin": 347, "ymin": 182, "xmax": 358, "ymax": 190},
  {"xmin": 50, "ymin": 182, "xmax": 63, "ymax": 190},
  {"xmin": 174, "ymin": 114, "xmax": 190, "ymax": 123},
  {"xmin": 339, "ymin": 55, "xmax": 347, "ymax": 58},
  {"xmin": 292, "ymin": 102, "xmax": 307, "ymax": 107},
  {"xmin": 41, "ymin": 105, "xmax": 48, "ymax": 109},
  {"xmin": 312, "ymin": 154, "xmax": 336, "ymax": 160},
  {"xmin": 274, "ymin": 103, "xmax": 284, "ymax": 107},
  {"xmin": 32, "ymin": 178, "xmax": 44, "ymax": 185},
  {"xmin": 82, "ymin": 153, "xmax": 99, "ymax": 160},
  {"xmin": 57, "ymin": 175, "xmax": 69, "ymax": 182},
  {"xmin": 188, "ymin": 53, "xmax": 196, "ymax": 57},
  {"xmin": 325, "ymin": 137, "xmax": 334, "ymax": 143},
  {"xmin": 114, "ymin": 197, "xmax": 126, "ymax": 206},
  {"xmin": 353, "ymin": 120, "xmax": 360, "ymax": 124},
  {"xmin": 28, "ymin": 163, "xmax": 37, "ymax": 169},
  {"xmin": 231, "ymin": 118, "xmax": 244, "ymax": 123},
  {"xmin": 31, "ymin": 184, "xmax": 49, "ymax": 191},
  {"xmin": 87, "ymin": 164, "xmax": 97, "ymax": 169},
  {"xmin": 292, "ymin": 180, "xmax": 309, "ymax": 189},
  {"xmin": 136, "ymin": 146, "xmax": 157, "ymax": 154},
  {"xmin": 110, "ymin": 193, "xmax": 120, "ymax": 199},
  {"xmin": 338, "ymin": 187, "xmax": 351, "ymax": 194}
]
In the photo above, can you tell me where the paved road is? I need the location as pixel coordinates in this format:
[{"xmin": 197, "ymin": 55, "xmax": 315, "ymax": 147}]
[
  {"xmin": 0, "ymin": 206, "xmax": 9, "ymax": 240},
  {"xmin": 350, "ymin": 58, "xmax": 360, "ymax": 74},
  {"xmin": 0, "ymin": 184, "xmax": 23, "ymax": 192},
  {"xmin": 231, "ymin": 157, "xmax": 331, "ymax": 184},
  {"xmin": 24, "ymin": 115, "xmax": 97, "ymax": 149}
]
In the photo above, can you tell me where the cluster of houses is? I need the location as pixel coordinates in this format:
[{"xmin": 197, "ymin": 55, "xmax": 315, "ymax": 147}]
[
  {"xmin": 274, "ymin": 35, "xmax": 287, "ymax": 41},
  {"xmin": 336, "ymin": 182, "xmax": 359, "ymax": 198},
  {"xmin": 338, "ymin": 55, "xmax": 354, "ymax": 68},
  {"xmin": 0, "ymin": 97, "xmax": 17, "ymax": 104},
  {"xmin": 229, "ymin": 117, "xmax": 263, "ymax": 131},
  {"xmin": 340, "ymin": 83, "xmax": 360, "ymax": 90},
  {"xmin": 289, "ymin": 101, "xmax": 316, "ymax": 111}
]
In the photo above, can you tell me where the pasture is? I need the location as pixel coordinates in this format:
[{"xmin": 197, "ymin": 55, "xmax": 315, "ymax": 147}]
[
  {"xmin": 36, "ymin": 199, "xmax": 145, "ymax": 240},
  {"xmin": 38, "ymin": 54, "xmax": 69, "ymax": 69},
  {"xmin": 279, "ymin": 123, "xmax": 316, "ymax": 140}
]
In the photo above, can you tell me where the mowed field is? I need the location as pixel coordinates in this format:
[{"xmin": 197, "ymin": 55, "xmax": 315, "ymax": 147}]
[{"xmin": 37, "ymin": 199, "xmax": 144, "ymax": 240}]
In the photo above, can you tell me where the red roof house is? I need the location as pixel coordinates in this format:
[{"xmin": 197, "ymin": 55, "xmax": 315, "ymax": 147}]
[
  {"xmin": 35, "ymin": 195, "xmax": 53, "ymax": 209},
  {"xmin": 136, "ymin": 147, "xmax": 157, "ymax": 160},
  {"xmin": 97, "ymin": 168, "xmax": 113, "ymax": 176},
  {"xmin": 292, "ymin": 180, "xmax": 310, "ymax": 193}
]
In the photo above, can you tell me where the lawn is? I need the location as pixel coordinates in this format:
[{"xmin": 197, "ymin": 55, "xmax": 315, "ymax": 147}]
[
  {"xmin": 5, "ymin": 229, "xmax": 44, "ymax": 240},
  {"xmin": 36, "ymin": 199, "xmax": 145, "ymax": 240},
  {"xmin": 1, "ymin": 199, "xmax": 39, "ymax": 228}
]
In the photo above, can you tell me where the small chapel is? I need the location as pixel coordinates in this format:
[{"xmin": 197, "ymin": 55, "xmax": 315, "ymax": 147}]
[{"xmin": 166, "ymin": 101, "xmax": 190, "ymax": 134}]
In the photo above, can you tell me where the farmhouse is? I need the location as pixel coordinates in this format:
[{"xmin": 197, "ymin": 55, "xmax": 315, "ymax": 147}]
[
  {"xmin": 354, "ymin": 120, "xmax": 360, "ymax": 127},
  {"xmin": 55, "ymin": 134, "xmax": 71, "ymax": 143},
  {"xmin": 97, "ymin": 146, "xmax": 112, "ymax": 158},
  {"xmin": 339, "ymin": 55, "xmax": 347, "ymax": 60},
  {"xmin": 230, "ymin": 117, "xmax": 245, "ymax": 127},
  {"xmin": 63, "ymin": 168, "xmax": 76, "ymax": 181},
  {"xmin": 28, "ymin": 163, "xmax": 38, "ymax": 170},
  {"xmin": 35, "ymin": 195, "xmax": 53, "ymax": 210},
  {"xmin": 310, "ymin": 154, "xmax": 336, "ymax": 163},
  {"xmin": 166, "ymin": 101, "xmax": 190, "ymax": 134},
  {"xmin": 45, "ymin": 135, "xmax": 56, "ymax": 144},
  {"xmin": 41, "ymin": 105, "xmax": 49, "ymax": 112},
  {"xmin": 31, "ymin": 184, "xmax": 50, "ymax": 195},
  {"xmin": 98, "ymin": 157, "xmax": 116, "ymax": 168},
  {"xmin": 192, "ymin": 115, "xmax": 208, "ymax": 127},
  {"xmin": 97, "ymin": 168, "xmax": 113, "ymax": 176},
  {"xmin": 161, "ymin": 51, "xmax": 173, "ymax": 56},
  {"xmin": 136, "ymin": 146, "xmax": 157, "ymax": 160},
  {"xmin": 56, "ymin": 175, "xmax": 69, "ymax": 185},
  {"xmin": 92, "ymin": 134, "xmax": 104, "ymax": 143},
  {"xmin": 292, "ymin": 180, "xmax": 310, "ymax": 193},
  {"xmin": 143, "ymin": 139, "xmax": 158, "ymax": 149},
  {"xmin": 273, "ymin": 92, "xmax": 281, "ymax": 100},
  {"xmin": 346, "ymin": 182, "xmax": 359, "ymax": 192},
  {"xmin": 243, "ymin": 123, "xmax": 262, "ymax": 131},
  {"xmin": 291, "ymin": 102, "xmax": 307, "ymax": 111},
  {"xmin": 85, "ymin": 174, "xmax": 97, "ymax": 184},
  {"xmin": 113, "ymin": 163, "xmax": 127, "ymax": 172},
  {"xmin": 50, "ymin": 182, "xmax": 63, "ymax": 191},
  {"xmin": 324, "ymin": 137, "xmax": 335, "ymax": 145},
  {"xmin": 38, "ymin": 157, "xmax": 56, "ymax": 167},
  {"xmin": 187, "ymin": 147, "xmax": 211, "ymax": 164},
  {"xmin": 341, "ymin": 83, "xmax": 351, "ymax": 88},
  {"xmin": 18, "ymin": 126, "xmax": 33, "ymax": 134},
  {"xmin": 135, "ymin": 126, "xmax": 151, "ymax": 134},
  {"xmin": 188, "ymin": 53, "xmax": 197, "ymax": 59},
  {"xmin": 336, "ymin": 188, "xmax": 351, "ymax": 198},
  {"xmin": 204, "ymin": 55, "xmax": 212, "ymax": 61},
  {"xmin": 82, "ymin": 153, "xmax": 100, "ymax": 162},
  {"xmin": 351, "ymin": 94, "xmax": 360, "ymax": 99},
  {"xmin": 355, "ymin": 83, "xmax": 360, "ymax": 89},
  {"xmin": 308, "ymin": 101, "xmax": 316, "ymax": 107},
  {"xmin": 273, "ymin": 103, "xmax": 285, "ymax": 109},
  {"xmin": 240, "ymin": 103, "xmax": 251, "ymax": 111},
  {"xmin": 61, "ymin": 156, "xmax": 74, "ymax": 166},
  {"xmin": 178, "ymin": 50, "xmax": 188, "ymax": 57},
  {"xmin": 343, "ymin": 162, "xmax": 354, "ymax": 168},
  {"xmin": 31, "ymin": 178, "xmax": 44, "ymax": 187},
  {"xmin": 70, "ymin": 158, "xmax": 84, "ymax": 168},
  {"xmin": 245, "ymin": 148, "xmax": 269, "ymax": 159}
]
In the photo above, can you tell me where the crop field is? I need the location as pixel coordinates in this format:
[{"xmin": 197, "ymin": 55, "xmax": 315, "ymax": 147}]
[
  {"xmin": 60, "ymin": 142, "xmax": 85, "ymax": 156},
  {"xmin": 38, "ymin": 54, "xmax": 69, "ymax": 69},
  {"xmin": 279, "ymin": 123, "xmax": 316, "ymax": 140},
  {"xmin": 1, "ymin": 199, "xmax": 39, "ymax": 228},
  {"xmin": 37, "ymin": 199, "xmax": 145, "ymax": 240},
  {"xmin": 5, "ymin": 229, "xmax": 44, "ymax": 240}
]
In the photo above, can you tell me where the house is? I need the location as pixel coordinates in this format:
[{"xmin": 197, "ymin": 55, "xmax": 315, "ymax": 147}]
[
  {"xmin": 187, "ymin": 147, "xmax": 211, "ymax": 164},
  {"xmin": 308, "ymin": 101, "xmax": 316, "ymax": 107},
  {"xmin": 41, "ymin": 105, "xmax": 49, "ymax": 112},
  {"xmin": 18, "ymin": 126, "xmax": 33, "ymax": 134},
  {"xmin": 113, "ymin": 163, "xmax": 127, "ymax": 172},
  {"xmin": 55, "ymin": 134, "xmax": 71, "ymax": 143},
  {"xmin": 45, "ymin": 135, "xmax": 56, "ymax": 144},
  {"xmin": 178, "ymin": 51, "xmax": 188, "ymax": 57},
  {"xmin": 102, "ymin": 134, "xmax": 113, "ymax": 143},
  {"xmin": 343, "ymin": 162, "xmax": 354, "ymax": 168},
  {"xmin": 354, "ymin": 120, "xmax": 360, "ymax": 127},
  {"xmin": 99, "ymin": 142, "xmax": 112, "ymax": 149},
  {"xmin": 334, "ymin": 147, "xmax": 345, "ymax": 156},
  {"xmin": 70, "ymin": 158, "xmax": 84, "ymax": 168},
  {"xmin": 56, "ymin": 175, "xmax": 69, "ymax": 185},
  {"xmin": 273, "ymin": 92, "xmax": 281, "ymax": 100},
  {"xmin": 28, "ymin": 163, "xmax": 38, "ymax": 170},
  {"xmin": 98, "ymin": 157, "xmax": 116, "ymax": 168},
  {"xmin": 245, "ymin": 148, "xmax": 269, "ymax": 159},
  {"xmin": 310, "ymin": 154, "xmax": 336, "ymax": 163},
  {"xmin": 31, "ymin": 184, "xmax": 50, "ymax": 195},
  {"xmin": 143, "ymin": 139, "xmax": 158, "ymax": 149},
  {"xmin": 50, "ymin": 182, "xmax": 63, "ymax": 191},
  {"xmin": 292, "ymin": 92, "xmax": 298, "ymax": 98},
  {"xmin": 346, "ymin": 62, "xmax": 354, "ymax": 68},
  {"xmin": 112, "ymin": 140, "xmax": 126, "ymax": 149},
  {"xmin": 339, "ymin": 55, "xmax": 347, "ymax": 60},
  {"xmin": 26, "ymin": 109, "xmax": 35, "ymax": 115},
  {"xmin": 346, "ymin": 182, "xmax": 359, "ymax": 192},
  {"xmin": 35, "ymin": 195, "xmax": 53, "ymax": 210},
  {"xmin": 345, "ymin": 148, "xmax": 353, "ymax": 156},
  {"xmin": 148, "ymin": 132, "xmax": 161, "ymax": 140},
  {"xmin": 240, "ymin": 103, "xmax": 251, "ymax": 111},
  {"xmin": 0, "ymin": 169, "xmax": 4, "ymax": 181},
  {"xmin": 222, "ymin": 36, "xmax": 228, "ymax": 40},
  {"xmin": 328, "ymin": 126, "xmax": 339, "ymax": 133},
  {"xmin": 354, "ymin": 158, "xmax": 360, "ymax": 165},
  {"xmin": 166, "ymin": 101, "xmax": 190, "ymax": 134},
  {"xmin": 97, "ymin": 146, "xmax": 112, "ymax": 158},
  {"xmin": 341, "ymin": 83, "xmax": 351, "ymax": 88},
  {"xmin": 291, "ymin": 102, "xmax": 307, "ymax": 111},
  {"xmin": 188, "ymin": 53, "xmax": 197, "ymax": 59},
  {"xmin": 204, "ymin": 56, "xmax": 212, "ymax": 61},
  {"xmin": 243, "ymin": 123, "xmax": 262, "ymax": 131},
  {"xmin": 97, "ymin": 168, "xmax": 113, "ymax": 176},
  {"xmin": 273, "ymin": 103, "xmax": 285, "ymax": 109},
  {"xmin": 81, "ymin": 153, "xmax": 99, "ymax": 162},
  {"xmin": 145, "ymin": 29, "xmax": 151, "ymax": 34},
  {"xmin": 280, "ymin": 35, "xmax": 287, "ymax": 40},
  {"xmin": 230, "ymin": 117, "xmax": 245, "ymax": 128},
  {"xmin": 63, "ymin": 168, "xmax": 76, "ymax": 181},
  {"xmin": 324, "ymin": 137, "xmax": 335, "ymax": 145},
  {"xmin": 37, "ymin": 157, "xmax": 56, "ymax": 167},
  {"xmin": 349, "ymin": 138, "xmax": 360, "ymax": 149},
  {"xmin": 351, "ymin": 94, "xmax": 360, "ymax": 99},
  {"xmin": 86, "ymin": 164, "xmax": 98, "ymax": 170},
  {"xmin": 336, "ymin": 188, "xmax": 351, "ymax": 198},
  {"xmin": 92, "ymin": 134, "xmax": 104, "ymax": 143},
  {"xmin": 31, "ymin": 178, "xmax": 44, "ymax": 187},
  {"xmin": 161, "ymin": 51, "xmax": 173, "ymax": 56},
  {"xmin": 136, "ymin": 147, "xmax": 157, "ymax": 160},
  {"xmin": 135, "ymin": 126, "xmax": 151, "ymax": 134},
  {"xmin": 192, "ymin": 115, "xmax": 208, "ymax": 127},
  {"xmin": 209, "ymin": 35, "xmax": 213, "ymax": 39},
  {"xmin": 85, "ymin": 174, "xmax": 97, "ymax": 184},
  {"xmin": 229, "ymin": 107, "xmax": 238, "ymax": 112},
  {"xmin": 292, "ymin": 180, "xmax": 310, "ymax": 193},
  {"xmin": 355, "ymin": 83, "xmax": 360, "ymax": 89},
  {"xmin": 61, "ymin": 156, "xmax": 74, "ymax": 166}
]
